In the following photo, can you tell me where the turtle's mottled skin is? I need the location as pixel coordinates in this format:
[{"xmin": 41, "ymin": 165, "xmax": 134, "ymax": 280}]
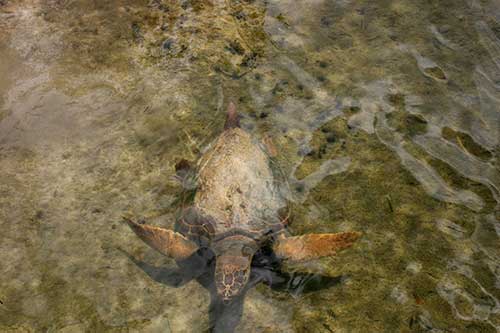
[{"xmin": 124, "ymin": 102, "xmax": 360, "ymax": 304}]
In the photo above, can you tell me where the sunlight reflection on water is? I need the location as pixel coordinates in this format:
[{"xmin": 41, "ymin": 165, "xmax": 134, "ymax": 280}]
[{"xmin": 0, "ymin": 0, "xmax": 499, "ymax": 331}]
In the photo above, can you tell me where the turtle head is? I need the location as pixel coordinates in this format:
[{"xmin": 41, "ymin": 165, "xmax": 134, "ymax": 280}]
[{"xmin": 213, "ymin": 235, "xmax": 257, "ymax": 303}]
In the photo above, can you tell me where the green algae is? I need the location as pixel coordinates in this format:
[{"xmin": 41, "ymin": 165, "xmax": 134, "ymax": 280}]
[
  {"xmin": 0, "ymin": 0, "xmax": 499, "ymax": 332},
  {"xmin": 442, "ymin": 127, "xmax": 494, "ymax": 161}
]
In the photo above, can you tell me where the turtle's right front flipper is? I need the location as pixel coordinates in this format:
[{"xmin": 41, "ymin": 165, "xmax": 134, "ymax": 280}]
[{"xmin": 124, "ymin": 216, "xmax": 199, "ymax": 260}]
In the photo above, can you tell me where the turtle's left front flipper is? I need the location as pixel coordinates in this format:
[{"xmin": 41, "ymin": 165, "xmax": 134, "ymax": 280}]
[
  {"xmin": 273, "ymin": 232, "xmax": 361, "ymax": 262},
  {"xmin": 124, "ymin": 217, "xmax": 199, "ymax": 260}
]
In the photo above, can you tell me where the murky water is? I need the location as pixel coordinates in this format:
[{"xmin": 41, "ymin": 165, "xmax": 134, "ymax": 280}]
[{"xmin": 0, "ymin": 0, "xmax": 499, "ymax": 332}]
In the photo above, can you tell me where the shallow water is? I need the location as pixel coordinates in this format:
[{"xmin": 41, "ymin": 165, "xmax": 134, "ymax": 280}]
[{"xmin": 0, "ymin": 0, "xmax": 499, "ymax": 332}]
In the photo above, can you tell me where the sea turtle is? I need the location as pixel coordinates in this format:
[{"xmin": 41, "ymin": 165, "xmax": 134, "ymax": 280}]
[{"xmin": 124, "ymin": 102, "xmax": 360, "ymax": 304}]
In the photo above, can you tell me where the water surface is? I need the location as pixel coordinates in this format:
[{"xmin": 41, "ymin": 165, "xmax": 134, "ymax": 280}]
[{"xmin": 0, "ymin": 0, "xmax": 499, "ymax": 332}]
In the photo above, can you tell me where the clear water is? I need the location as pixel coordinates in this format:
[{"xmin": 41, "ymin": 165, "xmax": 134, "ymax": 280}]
[{"xmin": 0, "ymin": 0, "xmax": 499, "ymax": 332}]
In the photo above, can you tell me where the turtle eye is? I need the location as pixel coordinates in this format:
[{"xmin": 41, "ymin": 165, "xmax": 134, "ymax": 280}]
[{"xmin": 242, "ymin": 245, "xmax": 254, "ymax": 257}]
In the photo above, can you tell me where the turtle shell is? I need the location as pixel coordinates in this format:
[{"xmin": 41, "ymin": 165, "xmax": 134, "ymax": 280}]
[
  {"xmin": 193, "ymin": 128, "xmax": 288, "ymax": 241},
  {"xmin": 175, "ymin": 206, "xmax": 216, "ymax": 248}
]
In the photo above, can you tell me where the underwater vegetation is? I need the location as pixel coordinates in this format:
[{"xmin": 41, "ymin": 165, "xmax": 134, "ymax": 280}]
[{"xmin": 0, "ymin": 0, "xmax": 499, "ymax": 332}]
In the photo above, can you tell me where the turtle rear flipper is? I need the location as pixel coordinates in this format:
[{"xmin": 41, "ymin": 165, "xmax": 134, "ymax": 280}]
[
  {"xmin": 124, "ymin": 217, "xmax": 199, "ymax": 260},
  {"xmin": 273, "ymin": 232, "xmax": 361, "ymax": 262},
  {"xmin": 173, "ymin": 158, "xmax": 197, "ymax": 190}
]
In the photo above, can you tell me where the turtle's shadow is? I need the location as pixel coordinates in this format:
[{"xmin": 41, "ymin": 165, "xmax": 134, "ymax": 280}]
[{"xmin": 117, "ymin": 247, "xmax": 343, "ymax": 333}]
